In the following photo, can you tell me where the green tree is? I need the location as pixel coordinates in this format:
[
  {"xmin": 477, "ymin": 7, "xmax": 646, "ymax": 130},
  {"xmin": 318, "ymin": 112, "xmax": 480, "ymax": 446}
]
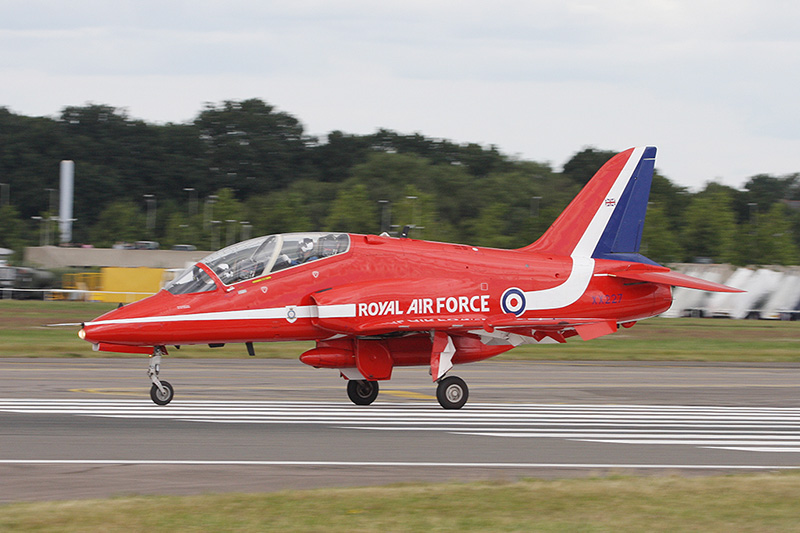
[
  {"xmin": 641, "ymin": 203, "xmax": 683, "ymax": 264},
  {"xmin": 743, "ymin": 174, "xmax": 797, "ymax": 206},
  {"xmin": 89, "ymin": 200, "xmax": 144, "ymax": 247},
  {"xmin": 324, "ymin": 184, "xmax": 378, "ymax": 234},
  {"xmin": 562, "ymin": 147, "xmax": 616, "ymax": 186},
  {"xmin": 467, "ymin": 202, "xmax": 518, "ymax": 249},
  {"xmin": 0, "ymin": 205, "xmax": 25, "ymax": 260},
  {"xmin": 368, "ymin": 129, "xmax": 510, "ymax": 177},
  {"xmin": 476, "ymin": 162, "xmax": 575, "ymax": 247},
  {"xmin": 245, "ymin": 189, "xmax": 314, "ymax": 236},
  {"xmin": 389, "ymin": 185, "xmax": 438, "ymax": 240},
  {"xmin": 349, "ymin": 152, "xmax": 435, "ymax": 202},
  {"xmin": 649, "ymin": 173, "xmax": 689, "ymax": 233},
  {"xmin": 195, "ymin": 99, "xmax": 317, "ymax": 197},
  {"xmin": 745, "ymin": 203, "xmax": 800, "ymax": 265},
  {"xmin": 311, "ymin": 130, "xmax": 373, "ymax": 183},
  {"xmin": 162, "ymin": 211, "xmax": 194, "ymax": 249},
  {"xmin": 201, "ymin": 188, "xmax": 245, "ymax": 248},
  {"xmin": 681, "ymin": 187, "xmax": 738, "ymax": 263}
]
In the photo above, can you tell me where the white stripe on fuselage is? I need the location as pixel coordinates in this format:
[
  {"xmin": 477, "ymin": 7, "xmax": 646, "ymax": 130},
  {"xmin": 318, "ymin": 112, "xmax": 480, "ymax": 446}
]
[
  {"xmin": 523, "ymin": 256, "xmax": 595, "ymax": 311},
  {"xmin": 86, "ymin": 305, "xmax": 334, "ymax": 326},
  {"xmin": 523, "ymin": 147, "xmax": 645, "ymax": 312}
]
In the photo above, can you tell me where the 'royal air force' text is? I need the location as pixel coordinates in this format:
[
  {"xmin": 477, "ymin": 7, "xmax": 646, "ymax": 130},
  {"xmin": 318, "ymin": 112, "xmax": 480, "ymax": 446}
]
[{"xmin": 358, "ymin": 296, "xmax": 490, "ymax": 317}]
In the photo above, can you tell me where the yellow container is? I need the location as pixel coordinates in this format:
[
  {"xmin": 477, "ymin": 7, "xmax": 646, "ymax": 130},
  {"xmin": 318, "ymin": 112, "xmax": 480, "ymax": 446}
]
[{"xmin": 91, "ymin": 267, "xmax": 164, "ymax": 303}]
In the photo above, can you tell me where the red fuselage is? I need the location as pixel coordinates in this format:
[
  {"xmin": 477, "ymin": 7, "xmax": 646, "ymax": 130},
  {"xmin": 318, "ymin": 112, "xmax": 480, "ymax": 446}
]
[{"xmin": 81, "ymin": 233, "xmax": 672, "ymax": 368}]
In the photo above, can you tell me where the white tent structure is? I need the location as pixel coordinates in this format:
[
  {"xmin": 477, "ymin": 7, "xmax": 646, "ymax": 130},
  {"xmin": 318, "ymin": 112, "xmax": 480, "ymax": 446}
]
[
  {"xmin": 732, "ymin": 269, "xmax": 783, "ymax": 319},
  {"xmin": 662, "ymin": 264, "xmax": 736, "ymax": 318},
  {"xmin": 698, "ymin": 267, "xmax": 754, "ymax": 318},
  {"xmin": 760, "ymin": 268, "xmax": 800, "ymax": 319}
]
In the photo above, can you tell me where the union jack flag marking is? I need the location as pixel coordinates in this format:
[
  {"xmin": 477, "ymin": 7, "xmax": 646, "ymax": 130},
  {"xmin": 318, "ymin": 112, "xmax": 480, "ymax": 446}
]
[{"xmin": 605, "ymin": 198, "xmax": 616, "ymax": 207}]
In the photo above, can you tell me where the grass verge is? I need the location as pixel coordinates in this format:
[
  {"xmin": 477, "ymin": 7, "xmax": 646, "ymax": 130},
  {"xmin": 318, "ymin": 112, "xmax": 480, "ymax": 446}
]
[{"xmin": 2, "ymin": 473, "xmax": 800, "ymax": 532}]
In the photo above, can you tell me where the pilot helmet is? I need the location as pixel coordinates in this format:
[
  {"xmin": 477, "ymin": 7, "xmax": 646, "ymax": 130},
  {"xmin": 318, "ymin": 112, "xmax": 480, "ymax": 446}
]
[{"xmin": 299, "ymin": 238, "xmax": 314, "ymax": 254}]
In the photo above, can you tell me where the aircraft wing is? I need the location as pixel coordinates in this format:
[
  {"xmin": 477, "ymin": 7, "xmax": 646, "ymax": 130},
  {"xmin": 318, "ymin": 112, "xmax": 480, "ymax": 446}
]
[
  {"xmin": 481, "ymin": 316, "xmax": 619, "ymax": 341},
  {"xmin": 315, "ymin": 307, "xmax": 618, "ymax": 341}
]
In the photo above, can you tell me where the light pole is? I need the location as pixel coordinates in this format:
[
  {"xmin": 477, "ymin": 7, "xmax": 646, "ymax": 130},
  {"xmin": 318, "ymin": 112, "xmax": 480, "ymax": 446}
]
[
  {"xmin": 183, "ymin": 187, "xmax": 197, "ymax": 217},
  {"xmin": 31, "ymin": 216, "xmax": 45, "ymax": 246},
  {"xmin": 46, "ymin": 188, "xmax": 56, "ymax": 213},
  {"xmin": 240, "ymin": 221, "xmax": 252, "ymax": 241},
  {"xmin": 204, "ymin": 195, "xmax": 218, "ymax": 230},
  {"xmin": 143, "ymin": 194, "xmax": 157, "ymax": 237},
  {"xmin": 530, "ymin": 196, "xmax": 541, "ymax": 218},
  {"xmin": 748, "ymin": 202, "xmax": 759, "ymax": 260},
  {"xmin": 45, "ymin": 188, "xmax": 56, "ymax": 244},
  {"xmin": 46, "ymin": 216, "xmax": 58, "ymax": 246},
  {"xmin": 210, "ymin": 220, "xmax": 222, "ymax": 250},
  {"xmin": 225, "ymin": 219, "xmax": 237, "ymax": 245},
  {"xmin": 748, "ymin": 202, "xmax": 758, "ymax": 227},
  {"xmin": 406, "ymin": 196, "xmax": 417, "ymax": 228},
  {"xmin": 378, "ymin": 200, "xmax": 390, "ymax": 234}
]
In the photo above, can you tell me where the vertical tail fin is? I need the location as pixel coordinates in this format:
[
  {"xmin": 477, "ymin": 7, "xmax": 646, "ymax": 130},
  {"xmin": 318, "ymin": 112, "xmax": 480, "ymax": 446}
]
[{"xmin": 523, "ymin": 146, "xmax": 657, "ymax": 264}]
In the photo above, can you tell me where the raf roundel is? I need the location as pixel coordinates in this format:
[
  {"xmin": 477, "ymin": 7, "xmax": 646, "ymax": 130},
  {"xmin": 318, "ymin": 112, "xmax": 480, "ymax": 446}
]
[{"xmin": 501, "ymin": 287, "xmax": 526, "ymax": 316}]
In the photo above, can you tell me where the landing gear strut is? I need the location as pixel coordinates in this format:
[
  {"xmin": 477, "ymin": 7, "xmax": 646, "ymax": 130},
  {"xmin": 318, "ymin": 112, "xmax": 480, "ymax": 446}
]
[
  {"xmin": 436, "ymin": 375, "xmax": 468, "ymax": 409},
  {"xmin": 147, "ymin": 348, "xmax": 174, "ymax": 406},
  {"xmin": 347, "ymin": 380, "xmax": 379, "ymax": 405}
]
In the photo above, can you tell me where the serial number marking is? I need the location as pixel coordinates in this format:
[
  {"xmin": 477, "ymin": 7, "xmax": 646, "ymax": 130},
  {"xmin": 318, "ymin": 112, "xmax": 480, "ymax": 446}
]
[{"xmin": 591, "ymin": 293, "xmax": 622, "ymax": 305}]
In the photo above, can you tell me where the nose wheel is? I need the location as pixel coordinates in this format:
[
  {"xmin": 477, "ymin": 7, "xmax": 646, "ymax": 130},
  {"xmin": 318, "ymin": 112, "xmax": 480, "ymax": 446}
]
[
  {"xmin": 150, "ymin": 380, "xmax": 174, "ymax": 405},
  {"xmin": 436, "ymin": 375, "xmax": 468, "ymax": 409}
]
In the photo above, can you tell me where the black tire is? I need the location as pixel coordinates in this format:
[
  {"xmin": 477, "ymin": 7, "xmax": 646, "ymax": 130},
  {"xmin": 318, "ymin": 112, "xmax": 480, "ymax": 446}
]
[
  {"xmin": 150, "ymin": 380, "xmax": 174, "ymax": 406},
  {"xmin": 347, "ymin": 380, "xmax": 379, "ymax": 406},
  {"xmin": 436, "ymin": 376, "xmax": 468, "ymax": 409}
]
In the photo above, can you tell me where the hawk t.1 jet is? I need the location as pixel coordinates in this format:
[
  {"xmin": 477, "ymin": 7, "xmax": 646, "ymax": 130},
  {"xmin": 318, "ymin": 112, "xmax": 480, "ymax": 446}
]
[{"xmin": 79, "ymin": 147, "xmax": 740, "ymax": 409}]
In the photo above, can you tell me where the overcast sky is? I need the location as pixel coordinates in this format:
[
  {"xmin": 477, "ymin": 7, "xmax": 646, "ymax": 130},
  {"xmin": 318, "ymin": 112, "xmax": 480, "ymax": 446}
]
[{"xmin": 2, "ymin": 0, "xmax": 798, "ymax": 190}]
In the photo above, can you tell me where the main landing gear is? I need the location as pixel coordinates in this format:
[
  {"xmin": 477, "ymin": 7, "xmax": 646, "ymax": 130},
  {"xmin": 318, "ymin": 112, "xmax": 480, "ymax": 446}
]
[
  {"xmin": 345, "ymin": 375, "xmax": 469, "ymax": 409},
  {"xmin": 147, "ymin": 348, "xmax": 174, "ymax": 406},
  {"xmin": 347, "ymin": 380, "xmax": 379, "ymax": 405}
]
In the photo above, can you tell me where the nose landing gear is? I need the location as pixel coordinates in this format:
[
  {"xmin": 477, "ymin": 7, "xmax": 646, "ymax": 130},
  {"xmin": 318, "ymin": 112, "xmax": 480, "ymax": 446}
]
[
  {"xmin": 150, "ymin": 379, "xmax": 174, "ymax": 405},
  {"xmin": 147, "ymin": 347, "xmax": 174, "ymax": 406},
  {"xmin": 436, "ymin": 375, "xmax": 468, "ymax": 409}
]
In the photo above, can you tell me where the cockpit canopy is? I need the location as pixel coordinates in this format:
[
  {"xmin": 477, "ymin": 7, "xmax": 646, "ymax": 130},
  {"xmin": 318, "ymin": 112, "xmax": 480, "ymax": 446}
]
[{"xmin": 165, "ymin": 232, "xmax": 350, "ymax": 295}]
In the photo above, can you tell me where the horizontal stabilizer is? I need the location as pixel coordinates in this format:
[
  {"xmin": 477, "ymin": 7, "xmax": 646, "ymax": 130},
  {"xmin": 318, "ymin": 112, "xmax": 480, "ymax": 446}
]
[{"xmin": 609, "ymin": 270, "xmax": 743, "ymax": 293}]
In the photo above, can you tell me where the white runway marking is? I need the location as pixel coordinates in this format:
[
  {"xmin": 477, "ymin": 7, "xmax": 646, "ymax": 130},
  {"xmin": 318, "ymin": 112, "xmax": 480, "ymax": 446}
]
[{"xmin": 2, "ymin": 399, "xmax": 800, "ymax": 454}]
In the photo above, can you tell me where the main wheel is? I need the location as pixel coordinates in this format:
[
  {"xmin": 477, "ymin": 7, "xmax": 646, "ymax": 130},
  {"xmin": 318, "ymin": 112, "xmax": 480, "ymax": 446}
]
[
  {"xmin": 347, "ymin": 380, "xmax": 379, "ymax": 405},
  {"xmin": 150, "ymin": 380, "xmax": 174, "ymax": 406},
  {"xmin": 436, "ymin": 376, "xmax": 468, "ymax": 409}
]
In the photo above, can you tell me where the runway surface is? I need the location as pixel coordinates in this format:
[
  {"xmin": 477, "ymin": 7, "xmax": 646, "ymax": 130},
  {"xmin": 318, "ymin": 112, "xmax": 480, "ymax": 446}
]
[{"xmin": 2, "ymin": 358, "xmax": 800, "ymax": 502}]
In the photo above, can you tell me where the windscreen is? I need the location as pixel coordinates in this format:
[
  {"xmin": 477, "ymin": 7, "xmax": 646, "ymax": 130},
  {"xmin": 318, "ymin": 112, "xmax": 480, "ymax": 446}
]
[{"xmin": 164, "ymin": 265, "xmax": 217, "ymax": 295}]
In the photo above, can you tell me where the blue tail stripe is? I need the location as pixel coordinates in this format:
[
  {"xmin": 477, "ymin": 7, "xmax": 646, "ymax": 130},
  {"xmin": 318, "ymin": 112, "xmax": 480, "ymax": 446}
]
[{"xmin": 592, "ymin": 146, "xmax": 656, "ymax": 263}]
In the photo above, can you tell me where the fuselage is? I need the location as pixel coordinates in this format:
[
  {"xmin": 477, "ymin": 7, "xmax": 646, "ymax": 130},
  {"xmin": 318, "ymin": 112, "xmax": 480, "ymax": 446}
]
[{"xmin": 81, "ymin": 231, "xmax": 672, "ymax": 353}]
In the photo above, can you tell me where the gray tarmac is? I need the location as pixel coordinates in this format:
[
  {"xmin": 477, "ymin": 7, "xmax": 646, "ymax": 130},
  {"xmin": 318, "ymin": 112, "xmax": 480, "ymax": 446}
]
[{"xmin": 2, "ymin": 357, "xmax": 800, "ymax": 502}]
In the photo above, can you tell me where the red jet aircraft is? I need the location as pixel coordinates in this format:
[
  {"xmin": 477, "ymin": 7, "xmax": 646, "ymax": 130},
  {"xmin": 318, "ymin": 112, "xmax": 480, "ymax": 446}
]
[{"xmin": 80, "ymin": 146, "xmax": 740, "ymax": 409}]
